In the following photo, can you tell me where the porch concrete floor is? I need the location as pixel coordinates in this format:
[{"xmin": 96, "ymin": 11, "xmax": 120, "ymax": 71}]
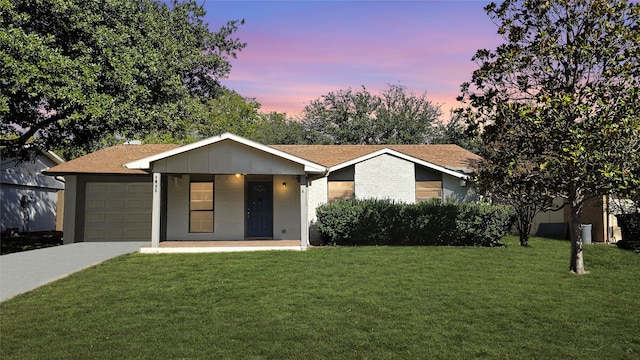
[{"xmin": 140, "ymin": 240, "xmax": 303, "ymax": 254}]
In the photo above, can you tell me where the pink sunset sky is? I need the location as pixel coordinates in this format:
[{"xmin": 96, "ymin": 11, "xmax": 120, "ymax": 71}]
[{"xmin": 204, "ymin": 1, "xmax": 503, "ymax": 117}]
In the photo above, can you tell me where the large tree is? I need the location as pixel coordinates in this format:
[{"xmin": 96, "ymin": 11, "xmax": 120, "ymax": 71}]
[
  {"xmin": 302, "ymin": 84, "xmax": 442, "ymax": 145},
  {"xmin": 430, "ymin": 111, "xmax": 482, "ymax": 153},
  {"xmin": 0, "ymin": 0, "xmax": 245, "ymax": 160},
  {"xmin": 458, "ymin": 0, "xmax": 640, "ymax": 273},
  {"xmin": 251, "ymin": 112, "xmax": 305, "ymax": 145},
  {"xmin": 196, "ymin": 90, "xmax": 262, "ymax": 139},
  {"xmin": 473, "ymin": 102, "xmax": 557, "ymax": 247}
]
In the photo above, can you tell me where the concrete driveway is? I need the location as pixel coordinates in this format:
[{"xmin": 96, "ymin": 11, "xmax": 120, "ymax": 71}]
[{"xmin": 0, "ymin": 242, "xmax": 148, "ymax": 302}]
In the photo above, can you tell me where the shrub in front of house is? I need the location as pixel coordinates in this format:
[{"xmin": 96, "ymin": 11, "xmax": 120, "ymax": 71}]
[
  {"xmin": 454, "ymin": 201, "xmax": 515, "ymax": 246},
  {"xmin": 316, "ymin": 199, "xmax": 514, "ymax": 247}
]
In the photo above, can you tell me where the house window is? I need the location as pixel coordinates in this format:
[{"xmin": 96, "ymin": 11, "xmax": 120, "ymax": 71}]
[
  {"xmin": 327, "ymin": 166, "xmax": 355, "ymax": 203},
  {"xmin": 416, "ymin": 181, "xmax": 442, "ymax": 202},
  {"xmin": 328, "ymin": 181, "xmax": 355, "ymax": 203},
  {"xmin": 190, "ymin": 181, "xmax": 214, "ymax": 232}
]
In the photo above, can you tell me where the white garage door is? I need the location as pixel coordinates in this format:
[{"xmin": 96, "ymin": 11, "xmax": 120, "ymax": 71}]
[{"xmin": 84, "ymin": 182, "xmax": 152, "ymax": 241}]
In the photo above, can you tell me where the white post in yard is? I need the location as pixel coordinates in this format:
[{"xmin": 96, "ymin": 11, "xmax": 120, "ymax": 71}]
[
  {"xmin": 151, "ymin": 172, "xmax": 161, "ymax": 248},
  {"xmin": 300, "ymin": 175, "xmax": 309, "ymax": 250}
]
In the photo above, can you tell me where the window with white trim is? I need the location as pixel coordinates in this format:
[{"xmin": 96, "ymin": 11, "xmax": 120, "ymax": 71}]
[
  {"xmin": 190, "ymin": 181, "xmax": 214, "ymax": 232},
  {"xmin": 327, "ymin": 166, "xmax": 355, "ymax": 203},
  {"xmin": 328, "ymin": 181, "xmax": 355, "ymax": 203}
]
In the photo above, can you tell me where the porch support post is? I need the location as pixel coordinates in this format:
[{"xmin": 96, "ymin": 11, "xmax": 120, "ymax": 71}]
[
  {"xmin": 300, "ymin": 175, "xmax": 309, "ymax": 250},
  {"xmin": 151, "ymin": 172, "xmax": 161, "ymax": 248}
]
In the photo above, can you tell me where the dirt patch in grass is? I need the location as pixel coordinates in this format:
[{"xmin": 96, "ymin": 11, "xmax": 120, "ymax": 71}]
[{"xmin": 1, "ymin": 231, "xmax": 63, "ymax": 255}]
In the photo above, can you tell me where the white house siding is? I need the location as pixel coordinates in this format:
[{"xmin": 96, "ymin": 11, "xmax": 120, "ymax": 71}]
[
  {"xmin": 1, "ymin": 184, "xmax": 59, "ymax": 233},
  {"xmin": 306, "ymin": 176, "xmax": 327, "ymax": 245},
  {"xmin": 1, "ymin": 154, "xmax": 64, "ymax": 233},
  {"xmin": 442, "ymin": 173, "xmax": 475, "ymax": 202},
  {"xmin": 307, "ymin": 176, "xmax": 328, "ymax": 223},
  {"xmin": 273, "ymin": 175, "xmax": 301, "ymax": 240},
  {"xmin": 354, "ymin": 154, "xmax": 415, "ymax": 203}
]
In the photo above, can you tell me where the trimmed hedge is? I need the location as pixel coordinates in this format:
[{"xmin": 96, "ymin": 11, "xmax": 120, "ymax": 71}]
[{"xmin": 316, "ymin": 198, "xmax": 514, "ymax": 247}]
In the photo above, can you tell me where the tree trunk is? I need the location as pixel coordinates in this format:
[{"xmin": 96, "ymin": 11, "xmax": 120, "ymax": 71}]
[
  {"xmin": 568, "ymin": 190, "xmax": 587, "ymax": 274},
  {"xmin": 519, "ymin": 232, "xmax": 529, "ymax": 247},
  {"xmin": 514, "ymin": 202, "xmax": 539, "ymax": 247}
]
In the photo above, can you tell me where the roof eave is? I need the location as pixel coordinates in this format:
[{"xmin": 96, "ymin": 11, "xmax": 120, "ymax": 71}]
[
  {"xmin": 44, "ymin": 150, "xmax": 65, "ymax": 165},
  {"xmin": 328, "ymin": 148, "xmax": 471, "ymax": 179},
  {"xmin": 124, "ymin": 132, "xmax": 327, "ymax": 174}
]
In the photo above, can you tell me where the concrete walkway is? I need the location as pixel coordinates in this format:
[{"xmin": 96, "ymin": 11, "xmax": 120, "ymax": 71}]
[{"xmin": 0, "ymin": 242, "xmax": 148, "ymax": 302}]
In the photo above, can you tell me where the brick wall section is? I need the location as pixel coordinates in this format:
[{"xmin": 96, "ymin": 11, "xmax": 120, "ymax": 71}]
[
  {"xmin": 307, "ymin": 176, "xmax": 327, "ymax": 245},
  {"xmin": 355, "ymin": 154, "xmax": 415, "ymax": 203},
  {"xmin": 307, "ymin": 177, "xmax": 328, "ymax": 222}
]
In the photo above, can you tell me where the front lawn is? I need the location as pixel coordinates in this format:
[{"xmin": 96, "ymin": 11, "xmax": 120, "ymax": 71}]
[{"xmin": 1, "ymin": 237, "xmax": 639, "ymax": 359}]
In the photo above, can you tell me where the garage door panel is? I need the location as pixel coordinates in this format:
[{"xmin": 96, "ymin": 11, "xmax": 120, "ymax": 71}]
[
  {"xmin": 108, "ymin": 183, "xmax": 124, "ymax": 192},
  {"xmin": 126, "ymin": 199, "xmax": 146, "ymax": 209},
  {"xmin": 108, "ymin": 199, "xmax": 124, "ymax": 208},
  {"xmin": 84, "ymin": 182, "xmax": 152, "ymax": 242},
  {"xmin": 86, "ymin": 213, "xmax": 107, "ymax": 222},
  {"xmin": 107, "ymin": 213, "xmax": 126, "ymax": 222},
  {"xmin": 125, "ymin": 228, "xmax": 151, "ymax": 239},
  {"xmin": 86, "ymin": 229, "xmax": 125, "ymax": 241},
  {"xmin": 128, "ymin": 183, "xmax": 151, "ymax": 194},
  {"xmin": 87, "ymin": 199, "xmax": 106, "ymax": 209},
  {"xmin": 125, "ymin": 213, "xmax": 149, "ymax": 223},
  {"xmin": 87, "ymin": 183, "xmax": 108, "ymax": 193}
]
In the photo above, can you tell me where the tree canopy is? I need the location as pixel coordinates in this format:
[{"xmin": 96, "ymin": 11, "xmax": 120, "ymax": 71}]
[
  {"xmin": 458, "ymin": 0, "xmax": 640, "ymax": 273},
  {"xmin": 251, "ymin": 112, "xmax": 305, "ymax": 145},
  {"xmin": 0, "ymin": 0, "xmax": 245, "ymax": 160},
  {"xmin": 301, "ymin": 84, "xmax": 442, "ymax": 145}
]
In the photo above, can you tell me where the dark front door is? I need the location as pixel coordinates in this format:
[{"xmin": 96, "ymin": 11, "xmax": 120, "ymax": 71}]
[{"xmin": 246, "ymin": 181, "xmax": 273, "ymax": 238}]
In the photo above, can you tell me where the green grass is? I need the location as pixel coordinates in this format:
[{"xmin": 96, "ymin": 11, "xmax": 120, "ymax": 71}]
[{"xmin": 1, "ymin": 237, "xmax": 639, "ymax": 359}]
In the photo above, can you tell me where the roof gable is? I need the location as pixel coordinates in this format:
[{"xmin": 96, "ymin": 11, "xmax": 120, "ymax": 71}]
[
  {"xmin": 124, "ymin": 133, "xmax": 326, "ymax": 173},
  {"xmin": 328, "ymin": 148, "xmax": 470, "ymax": 179},
  {"xmin": 271, "ymin": 144, "xmax": 481, "ymax": 176}
]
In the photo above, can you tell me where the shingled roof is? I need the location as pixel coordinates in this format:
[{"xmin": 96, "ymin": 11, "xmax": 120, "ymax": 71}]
[
  {"xmin": 271, "ymin": 144, "xmax": 480, "ymax": 172},
  {"xmin": 44, "ymin": 144, "xmax": 180, "ymax": 175},
  {"xmin": 45, "ymin": 141, "xmax": 480, "ymax": 175}
]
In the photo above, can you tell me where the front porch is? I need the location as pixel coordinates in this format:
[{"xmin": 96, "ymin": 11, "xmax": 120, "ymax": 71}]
[
  {"xmin": 121, "ymin": 134, "xmax": 326, "ymax": 252},
  {"xmin": 140, "ymin": 240, "xmax": 303, "ymax": 254}
]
